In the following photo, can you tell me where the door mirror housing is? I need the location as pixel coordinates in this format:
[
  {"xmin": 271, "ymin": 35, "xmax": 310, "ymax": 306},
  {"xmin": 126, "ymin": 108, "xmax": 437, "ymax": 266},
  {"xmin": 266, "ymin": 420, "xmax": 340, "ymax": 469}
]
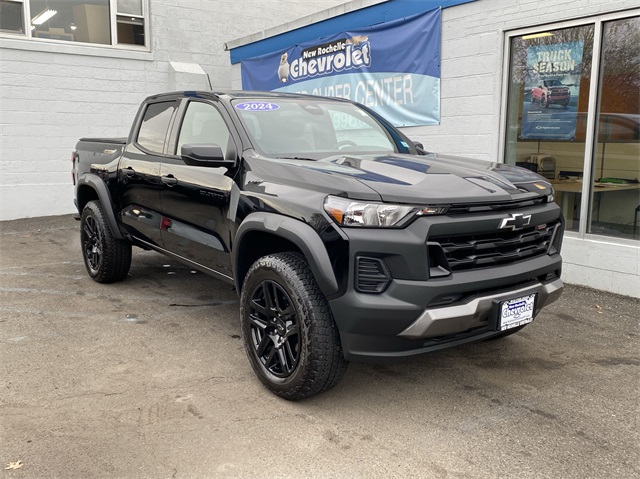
[
  {"xmin": 180, "ymin": 144, "xmax": 235, "ymax": 167},
  {"xmin": 412, "ymin": 140, "xmax": 429, "ymax": 155}
]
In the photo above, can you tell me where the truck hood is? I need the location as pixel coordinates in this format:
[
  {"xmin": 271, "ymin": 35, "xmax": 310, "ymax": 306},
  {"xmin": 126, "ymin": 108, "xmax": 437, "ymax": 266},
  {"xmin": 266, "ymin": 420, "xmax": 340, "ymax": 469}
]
[{"xmin": 248, "ymin": 152, "xmax": 552, "ymax": 204}]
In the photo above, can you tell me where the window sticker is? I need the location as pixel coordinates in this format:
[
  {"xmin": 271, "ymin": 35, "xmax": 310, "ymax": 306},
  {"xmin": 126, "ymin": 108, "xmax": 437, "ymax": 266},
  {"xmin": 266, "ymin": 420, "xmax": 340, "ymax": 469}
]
[{"xmin": 234, "ymin": 102, "xmax": 280, "ymax": 111}]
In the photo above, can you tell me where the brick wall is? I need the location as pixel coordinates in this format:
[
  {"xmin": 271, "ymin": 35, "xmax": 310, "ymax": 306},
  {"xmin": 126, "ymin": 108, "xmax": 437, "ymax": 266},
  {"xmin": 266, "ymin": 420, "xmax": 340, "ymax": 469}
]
[{"xmin": 0, "ymin": 0, "xmax": 346, "ymax": 220}]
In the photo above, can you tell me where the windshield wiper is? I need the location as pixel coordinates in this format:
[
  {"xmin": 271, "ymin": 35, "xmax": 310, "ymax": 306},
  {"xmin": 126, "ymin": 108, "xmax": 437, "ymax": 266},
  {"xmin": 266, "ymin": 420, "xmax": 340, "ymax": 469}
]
[{"xmin": 274, "ymin": 156, "xmax": 317, "ymax": 161}]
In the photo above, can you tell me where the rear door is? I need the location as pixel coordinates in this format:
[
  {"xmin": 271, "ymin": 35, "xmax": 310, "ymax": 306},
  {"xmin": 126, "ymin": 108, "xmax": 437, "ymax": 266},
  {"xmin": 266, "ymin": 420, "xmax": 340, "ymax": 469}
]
[
  {"xmin": 158, "ymin": 99, "xmax": 239, "ymax": 278},
  {"xmin": 118, "ymin": 100, "xmax": 177, "ymax": 247}
]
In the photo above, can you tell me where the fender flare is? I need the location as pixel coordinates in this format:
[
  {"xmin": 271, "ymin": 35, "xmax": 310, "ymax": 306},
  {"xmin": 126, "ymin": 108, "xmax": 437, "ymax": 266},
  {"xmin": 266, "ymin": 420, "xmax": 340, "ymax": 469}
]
[
  {"xmin": 76, "ymin": 174, "xmax": 123, "ymax": 240},
  {"xmin": 233, "ymin": 212, "xmax": 339, "ymax": 297}
]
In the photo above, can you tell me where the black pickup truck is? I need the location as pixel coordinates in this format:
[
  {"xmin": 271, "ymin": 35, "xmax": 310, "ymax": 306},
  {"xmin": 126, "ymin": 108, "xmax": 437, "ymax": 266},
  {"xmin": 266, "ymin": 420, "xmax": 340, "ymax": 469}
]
[{"xmin": 73, "ymin": 91, "xmax": 564, "ymax": 400}]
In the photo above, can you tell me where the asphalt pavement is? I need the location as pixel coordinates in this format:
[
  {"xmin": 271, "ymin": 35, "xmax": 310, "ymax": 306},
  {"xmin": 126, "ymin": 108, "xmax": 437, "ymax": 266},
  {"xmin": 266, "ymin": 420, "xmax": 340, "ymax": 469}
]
[{"xmin": 1, "ymin": 215, "xmax": 638, "ymax": 479}]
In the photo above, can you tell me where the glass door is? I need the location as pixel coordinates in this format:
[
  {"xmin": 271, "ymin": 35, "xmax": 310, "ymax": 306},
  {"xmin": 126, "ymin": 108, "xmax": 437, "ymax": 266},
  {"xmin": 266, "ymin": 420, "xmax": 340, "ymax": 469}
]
[
  {"xmin": 588, "ymin": 16, "xmax": 640, "ymax": 240},
  {"xmin": 504, "ymin": 24, "xmax": 595, "ymax": 232}
]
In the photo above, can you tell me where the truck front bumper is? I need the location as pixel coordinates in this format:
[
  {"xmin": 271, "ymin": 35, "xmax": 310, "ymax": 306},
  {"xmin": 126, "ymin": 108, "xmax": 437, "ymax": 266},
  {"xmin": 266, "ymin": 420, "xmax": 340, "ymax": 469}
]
[
  {"xmin": 398, "ymin": 278, "xmax": 563, "ymax": 339},
  {"xmin": 327, "ymin": 206, "xmax": 564, "ymax": 362},
  {"xmin": 331, "ymin": 272, "xmax": 563, "ymax": 362}
]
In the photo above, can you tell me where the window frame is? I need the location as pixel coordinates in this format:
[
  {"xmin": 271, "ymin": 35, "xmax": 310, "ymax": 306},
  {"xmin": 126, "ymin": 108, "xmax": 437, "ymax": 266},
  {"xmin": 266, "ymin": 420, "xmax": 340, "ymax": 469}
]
[
  {"xmin": 499, "ymin": 8, "xmax": 640, "ymax": 241},
  {"xmin": 0, "ymin": 0, "xmax": 26, "ymax": 34},
  {"xmin": 0, "ymin": 0, "xmax": 149, "ymax": 51}
]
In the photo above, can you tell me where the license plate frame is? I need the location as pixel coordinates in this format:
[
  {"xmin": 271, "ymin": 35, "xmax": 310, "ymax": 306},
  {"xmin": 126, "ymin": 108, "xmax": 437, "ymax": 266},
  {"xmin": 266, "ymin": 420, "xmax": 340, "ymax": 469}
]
[{"xmin": 498, "ymin": 294, "xmax": 537, "ymax": 331}]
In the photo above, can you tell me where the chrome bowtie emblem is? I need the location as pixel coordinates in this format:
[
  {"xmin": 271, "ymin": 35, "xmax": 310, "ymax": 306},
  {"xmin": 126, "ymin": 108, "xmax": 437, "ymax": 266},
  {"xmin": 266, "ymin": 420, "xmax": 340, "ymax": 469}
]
[{"xmin": 499, "ymin": 213, "xmax": 532, "ymax": 231}]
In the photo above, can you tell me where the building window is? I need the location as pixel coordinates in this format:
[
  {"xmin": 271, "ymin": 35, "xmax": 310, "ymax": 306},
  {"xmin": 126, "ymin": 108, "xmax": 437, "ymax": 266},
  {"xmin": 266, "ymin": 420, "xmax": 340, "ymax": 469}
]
[
  {"xmin": 503, "ymin": 13, "xmax": 640, "ymax": 241},
  {"xmin": 0, "ymin": 0, "xmax": 147, "ymax": 48},
  {"xmin": 116, "ymin": 0, "xmax": 144, "ymax": 45},
  {"xmin": 588, "ymin": 16, "xmax": 640, "ymax": 239},
  {"xmin": 0, "ymin": 0, "xmax": 25, "ymax": 34}
]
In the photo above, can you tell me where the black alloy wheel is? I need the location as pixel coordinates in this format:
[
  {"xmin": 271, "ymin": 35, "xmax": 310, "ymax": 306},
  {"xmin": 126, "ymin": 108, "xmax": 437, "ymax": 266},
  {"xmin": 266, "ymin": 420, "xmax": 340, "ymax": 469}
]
[
  {"xmin": 240, "ymin": 252, "xmax": 348, "ymax": 400},
  {"xmin": 248, "ymin": 280, "xmax": 301, "ymax": 377},
  {"xmin": 82, "ymin": 214, "xmax": 103, "ymax": 274},
  {"xmin": 80, "ymin": 201, "xmax": 131, "ymax": 283}
]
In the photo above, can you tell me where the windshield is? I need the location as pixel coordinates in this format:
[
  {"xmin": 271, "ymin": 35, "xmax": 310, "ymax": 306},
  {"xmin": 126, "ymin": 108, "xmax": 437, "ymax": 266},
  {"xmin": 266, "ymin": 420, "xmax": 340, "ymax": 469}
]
[{"xmin": 232, "ymin": 98, "xmax": 414, "ymax": 158}]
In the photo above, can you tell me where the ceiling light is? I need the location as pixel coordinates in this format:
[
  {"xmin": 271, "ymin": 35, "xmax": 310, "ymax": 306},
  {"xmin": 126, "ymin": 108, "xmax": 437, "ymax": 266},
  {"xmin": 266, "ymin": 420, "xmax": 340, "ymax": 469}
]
[
  {"xmin": 522, "ymin": 32, "xmax": 554, "ymax": 40},
  {"xmin": 31, "ymin": 8, "xmax": 57, "ymax": 26}
]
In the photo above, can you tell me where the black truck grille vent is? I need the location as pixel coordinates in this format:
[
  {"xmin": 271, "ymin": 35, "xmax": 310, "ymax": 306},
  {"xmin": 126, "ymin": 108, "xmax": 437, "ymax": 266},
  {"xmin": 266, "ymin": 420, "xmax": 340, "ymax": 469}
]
[
  {"xmin": 432, "ymin": 222, "xmax": 557, "ymax": 271},
  {"xmin": 355, "ymin": 257, "xmax": 391, "ymax": 293},
  {"xmin": 447, "ymin": 197, "xmax": 546, "ymax": 214}
]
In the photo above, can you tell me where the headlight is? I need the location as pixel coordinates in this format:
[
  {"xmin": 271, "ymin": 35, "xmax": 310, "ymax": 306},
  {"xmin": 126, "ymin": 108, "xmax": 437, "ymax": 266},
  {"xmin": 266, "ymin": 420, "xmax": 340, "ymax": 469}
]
[{"xmin": 324, "ymin": 195, "xmax": 447, "ymax": 228}]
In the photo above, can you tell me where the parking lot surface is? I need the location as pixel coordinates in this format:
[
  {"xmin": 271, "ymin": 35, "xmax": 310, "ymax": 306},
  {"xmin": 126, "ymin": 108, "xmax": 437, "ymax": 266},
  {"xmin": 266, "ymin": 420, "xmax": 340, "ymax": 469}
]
[{"xmin": 1, "ymin": 215, "xmax": 638, "ymax": 479}]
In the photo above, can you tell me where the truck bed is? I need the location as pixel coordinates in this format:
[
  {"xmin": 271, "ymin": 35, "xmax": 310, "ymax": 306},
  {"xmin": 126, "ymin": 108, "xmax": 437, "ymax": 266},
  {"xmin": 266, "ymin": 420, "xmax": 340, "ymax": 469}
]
[
  {"xmin": 74, "ymin": 137, "xmax": 127, "ymax": 185},
  {"xmin": 78, "ymin": 137, "xmax": 127, "ymax": 144}
]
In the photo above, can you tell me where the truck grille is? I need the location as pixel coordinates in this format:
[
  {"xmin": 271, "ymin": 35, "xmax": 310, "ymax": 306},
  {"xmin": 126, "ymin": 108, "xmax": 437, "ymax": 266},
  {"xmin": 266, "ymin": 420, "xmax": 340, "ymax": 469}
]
[
  {"xmin": 432, "ymin": 222, "xmax": 558, "ymax": 271},
  {"xmin": 447, "ymin": 196, "xmax": 546, "ymax": 214}
]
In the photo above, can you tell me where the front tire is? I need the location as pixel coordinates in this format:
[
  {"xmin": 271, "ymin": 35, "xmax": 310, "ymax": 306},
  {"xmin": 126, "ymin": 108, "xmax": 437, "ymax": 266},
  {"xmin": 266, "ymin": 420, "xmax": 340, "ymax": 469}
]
[
  {"xmin": 240, "ymin": 252, "xmax": 348, "ymax": 400},
  {"xmin": 80, "ymin": 200, "xmax": 131, "ymax": 283}
]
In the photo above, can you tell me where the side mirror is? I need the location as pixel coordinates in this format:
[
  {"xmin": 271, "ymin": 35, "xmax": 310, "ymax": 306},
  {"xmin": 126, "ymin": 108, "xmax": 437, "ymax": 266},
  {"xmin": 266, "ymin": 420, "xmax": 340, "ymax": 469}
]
[
  {"xmin": 180, "ymin": 144, "xmax": 235, "ymax": 168},
  {"xmin": 413, "ymin": 141, "xmax": 424, "ymax": 150}
]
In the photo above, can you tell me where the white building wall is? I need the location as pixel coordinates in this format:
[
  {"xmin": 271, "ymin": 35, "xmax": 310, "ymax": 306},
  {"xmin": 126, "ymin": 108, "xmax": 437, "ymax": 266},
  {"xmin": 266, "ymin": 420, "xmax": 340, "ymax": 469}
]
[{"xmin": 0, "ymin": 0, "xmax": 346, "ymax": 221}]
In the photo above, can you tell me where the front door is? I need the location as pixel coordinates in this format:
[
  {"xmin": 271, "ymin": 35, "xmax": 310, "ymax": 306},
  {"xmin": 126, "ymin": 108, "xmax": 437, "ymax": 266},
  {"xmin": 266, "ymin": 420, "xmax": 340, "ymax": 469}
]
[{"xmin": 159, "ymin": 100, "xmax": 238, "ymax": 277}]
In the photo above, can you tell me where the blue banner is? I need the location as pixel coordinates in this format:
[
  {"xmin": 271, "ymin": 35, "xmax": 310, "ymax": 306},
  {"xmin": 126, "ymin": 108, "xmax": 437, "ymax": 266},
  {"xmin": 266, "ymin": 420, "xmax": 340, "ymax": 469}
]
[
  {"xmin": 521, "ymin": 41, "xmax": 585, "ymax": 140},
  {"xmin": 240, "ymin": 9, "xmax": 441, "ymax": 127}
]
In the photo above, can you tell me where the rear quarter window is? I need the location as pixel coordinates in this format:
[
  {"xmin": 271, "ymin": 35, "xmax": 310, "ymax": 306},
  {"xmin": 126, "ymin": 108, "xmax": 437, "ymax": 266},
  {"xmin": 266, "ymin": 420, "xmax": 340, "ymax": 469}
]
[{"xmin": 137, "ymin": 101, "xmax": 176, "ymax": 153}]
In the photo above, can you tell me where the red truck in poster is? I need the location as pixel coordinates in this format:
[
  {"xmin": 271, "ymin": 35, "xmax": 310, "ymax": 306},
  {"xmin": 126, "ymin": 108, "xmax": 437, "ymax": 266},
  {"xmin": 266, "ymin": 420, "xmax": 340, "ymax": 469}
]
[{"xmin": 531, "ymin": 79, "xmax": 570, "ymax": 108}]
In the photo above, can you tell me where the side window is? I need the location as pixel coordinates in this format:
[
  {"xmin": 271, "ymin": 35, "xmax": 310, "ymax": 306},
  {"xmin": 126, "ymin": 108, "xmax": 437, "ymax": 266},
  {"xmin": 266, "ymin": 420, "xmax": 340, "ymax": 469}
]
[
  {"xmin": 137, "ymin": 101, "xmax": 176, "ymax": 154},
  {"xmin": 177, "ymin": 102, "xmax": 232, "ymax": 160}
]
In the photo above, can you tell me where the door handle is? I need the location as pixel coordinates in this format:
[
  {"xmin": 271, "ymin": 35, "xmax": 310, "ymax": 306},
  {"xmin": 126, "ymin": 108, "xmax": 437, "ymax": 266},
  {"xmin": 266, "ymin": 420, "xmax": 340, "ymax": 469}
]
[
  {"xmin": 122, "ymin": 167, "xmax": 136, "ymax": 176},
  {"xmin": 161, "ymin": 175, "xmax": 178, "ymax": 186}
]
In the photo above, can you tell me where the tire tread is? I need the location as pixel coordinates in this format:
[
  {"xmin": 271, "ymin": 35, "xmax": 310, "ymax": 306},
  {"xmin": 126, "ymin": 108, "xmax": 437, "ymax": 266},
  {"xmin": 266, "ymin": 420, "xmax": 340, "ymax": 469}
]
[
  {"xmin": 241, "ymin": 252, "xmax": 348, "ymax": 400},
  {"xmin": 81, "ymin": 201, "xmax": 131, "ymax": 284}
]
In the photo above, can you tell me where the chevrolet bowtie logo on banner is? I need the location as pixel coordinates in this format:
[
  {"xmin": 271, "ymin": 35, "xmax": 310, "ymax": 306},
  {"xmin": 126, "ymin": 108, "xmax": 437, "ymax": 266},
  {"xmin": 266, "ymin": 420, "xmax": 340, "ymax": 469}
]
[
  {"xmin": 240, "ymin": 9, "xmax": 442, "ymax": 128},
  {"xmin": 499, "ymin": 213, "xmax": 532, "ymax": 231}
]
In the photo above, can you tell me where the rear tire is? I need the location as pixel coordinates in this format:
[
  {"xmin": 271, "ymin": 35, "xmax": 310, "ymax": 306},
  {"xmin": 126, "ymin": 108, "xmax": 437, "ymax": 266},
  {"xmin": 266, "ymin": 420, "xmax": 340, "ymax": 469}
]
[
  {"xmin": 80, "ymin": 200, "xmax": 131, "ymax": 283},
  {"xmin": 240, "ymin": 252, "xmax": 348, "ymax": 400}
]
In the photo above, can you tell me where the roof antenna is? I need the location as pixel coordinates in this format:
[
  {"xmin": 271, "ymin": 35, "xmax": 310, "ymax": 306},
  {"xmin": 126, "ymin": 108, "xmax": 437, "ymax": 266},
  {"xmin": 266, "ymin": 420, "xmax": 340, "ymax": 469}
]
[{"xmin": 206, "ymin": 73, "xmax": 213, "ymax": 91}]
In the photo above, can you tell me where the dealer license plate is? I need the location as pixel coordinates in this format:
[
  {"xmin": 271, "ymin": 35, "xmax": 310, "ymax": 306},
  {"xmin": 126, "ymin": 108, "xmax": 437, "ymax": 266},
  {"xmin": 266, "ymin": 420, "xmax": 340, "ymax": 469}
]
[{"xmin": 499, "ymin": 294, "xmax": 536, "ymax": 331}]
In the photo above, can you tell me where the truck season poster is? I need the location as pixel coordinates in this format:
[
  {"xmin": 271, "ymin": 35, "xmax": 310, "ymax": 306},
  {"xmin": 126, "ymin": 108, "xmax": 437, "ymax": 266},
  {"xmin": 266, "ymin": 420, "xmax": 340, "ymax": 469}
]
[
  {"xmin": 240, "ymin": 9, "xmax": 441, "ymax": 127},
  {"xmin": 521, "ymin": 41, "xmax": 585, "ymax": 140}
]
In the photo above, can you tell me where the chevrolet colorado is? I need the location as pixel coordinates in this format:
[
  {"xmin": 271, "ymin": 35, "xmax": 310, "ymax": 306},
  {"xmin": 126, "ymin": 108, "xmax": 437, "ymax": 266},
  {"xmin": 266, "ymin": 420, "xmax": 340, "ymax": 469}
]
[{"xmin": 73, "ymin": 91, "xmax": 564, "ymax": 400}]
